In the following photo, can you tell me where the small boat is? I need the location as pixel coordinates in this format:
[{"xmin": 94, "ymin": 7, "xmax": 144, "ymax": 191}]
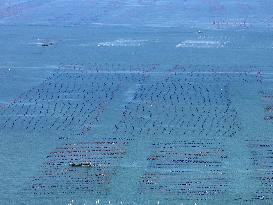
[
  {"xmin": 69, "ymin": 162, "xmax": 92, "ymax": 167},
  {"xmin": 41, "ymin": 42, "xmax": 54, "ymax": 47}
]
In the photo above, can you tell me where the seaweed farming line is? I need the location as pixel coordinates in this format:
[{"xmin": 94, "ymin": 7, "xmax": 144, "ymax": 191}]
[
  {"xmin": 56, "ymin": 63, "xmax": 159, "ymax": 71},
  {"xmin": 0, "ymin": 65, "xmax": 60, "ymax": 109},
  {"xmin": 70, "ymin": 70, "xmax": 268, "ymax": 75},
  {"xmin": 258, "ymin": 73, "xmax": 273, "ymax": 122},
  {"xmin": 244, "ymin": 139, "xmax": 273, "ymax": 202},
  {"xmin": 25, "ymin": 65, "xmax": 170, "ymax": 197},
  {"xmin": 1, "ymin": 63, "xmax": 270, "ymax": 203},
  {"xmin": 109, "ymin": 66, "xmax": 242, "ymax": 202},
  {"xmin": 30, "ymin": 138, "xmax": 131, "ymax": 196},
  {"xmin": 78, "ymin": 64, "xmax": 158, "ymax": 136},
  {"xmin": 25, "ymin": 64, "xmax": 160, "ymax": 197},
  {"xmin": 0, "ymin": 64, "xmax": 158, "ymax": 137},
  {"xmin": 0, "ymin": 65, "xmax": 58, "ymax": 69}
]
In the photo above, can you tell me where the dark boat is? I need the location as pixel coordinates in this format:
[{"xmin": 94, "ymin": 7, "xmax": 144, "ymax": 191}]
[{"xmin": 69, "ymin": 162, "xmax": 92, "ymax": 167}]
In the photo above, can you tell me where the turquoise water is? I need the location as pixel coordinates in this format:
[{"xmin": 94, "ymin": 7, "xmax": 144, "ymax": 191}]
[{"xmin": 1, "ymin": 1, "xmax": 273, "ymax": 205}]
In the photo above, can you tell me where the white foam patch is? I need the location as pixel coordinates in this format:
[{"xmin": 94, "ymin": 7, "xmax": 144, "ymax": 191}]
[
  {"xmin": 27, "ymin": 41, "xmax": 56, "ymax": 46},
  {"xmin": 97, "ymin": 39, "xmax": 147, "ymax": 47},
  {"xmin": 176, "ymin": 40, "xmax": 227, "ymax": 48}
]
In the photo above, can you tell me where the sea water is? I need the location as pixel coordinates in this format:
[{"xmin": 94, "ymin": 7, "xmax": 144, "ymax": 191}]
[{"xmin": 1, "ymin": 1, "xmax": 273, "ymax": 205}]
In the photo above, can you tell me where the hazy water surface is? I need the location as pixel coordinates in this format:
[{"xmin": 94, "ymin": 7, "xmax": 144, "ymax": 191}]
[{"xmin": 1, "ymin": 1, "xmax": 273, "ymax": 205}]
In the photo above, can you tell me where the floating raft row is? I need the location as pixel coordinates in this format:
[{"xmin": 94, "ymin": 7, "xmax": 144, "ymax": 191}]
[
  {"xmin": 139, "ymin": 139, "xmax": 229, "ymax": 202},
  {"xmin": 114, "ymin": 67, "xmax": 240, "ymax": 140},
  {"xmin": 246, "ymin": 139, "xmax": 273, "ymax": 202},
  {"xmin": 0, "ymin": 64, "xmax": 154, "ymax": 137},
  {"xmin": 30, "ymin": 138, "xmax": 131, "ymax": 196},
  {"xmin": 4, "ymin": 64, "xmax": 272, "ymax": 203}
]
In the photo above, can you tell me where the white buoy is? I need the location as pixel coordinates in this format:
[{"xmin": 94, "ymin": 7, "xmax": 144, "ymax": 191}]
[{"xmin": 157, "ymin": 200, "xmax": 160, "ymax": 204}]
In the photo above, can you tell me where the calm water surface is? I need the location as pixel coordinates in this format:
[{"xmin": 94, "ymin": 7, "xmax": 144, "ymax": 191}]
[{"xmin": 1, "ymin": 1, "xmax": 273, "ymax": 205}]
